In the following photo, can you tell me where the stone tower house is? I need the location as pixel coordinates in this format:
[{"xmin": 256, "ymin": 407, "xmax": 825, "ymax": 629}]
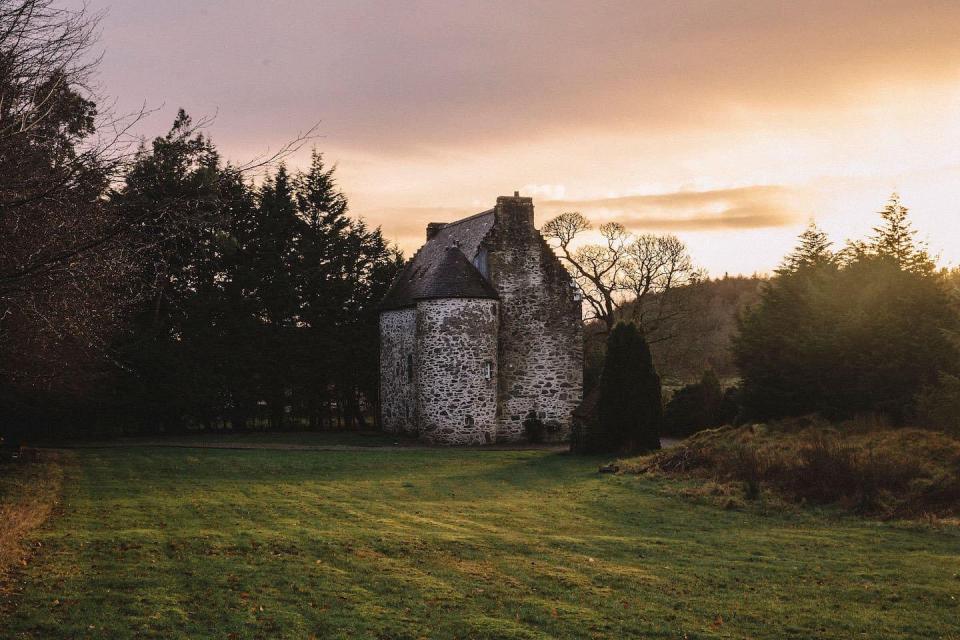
[{"xmin": 379, "ymin": 194, "xmax": 583, "ymax": 445}]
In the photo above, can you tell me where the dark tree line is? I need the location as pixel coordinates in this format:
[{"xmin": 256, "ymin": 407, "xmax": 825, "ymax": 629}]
[
  {"xmin": 4, "ymin": 111, "xmax": 402, "ymax": 440},
  {"xmin": 0, "ymin": 0, "xmax": 134, "ymax": 399},
  {"xmin": 1, "ymin": 0, "xmax": 402, "ymax": 442},
  {"xmin": 734, "ymin": 195, "xmax": 960, "ymax": 423}
]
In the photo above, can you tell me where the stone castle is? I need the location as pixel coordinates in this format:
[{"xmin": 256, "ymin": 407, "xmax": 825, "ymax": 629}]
[{"xmin": 378, "ymin": 194, "xmax": 583, "ymax": 445}]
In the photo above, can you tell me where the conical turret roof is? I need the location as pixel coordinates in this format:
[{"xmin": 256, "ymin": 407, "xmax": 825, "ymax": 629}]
[
  {"xmin": 379, "ymin": 209, "xmax": 498, "ymax": 310},
  {"xmin": 413, "ymin": 246, "xmax": 498, "ymax": 301}
]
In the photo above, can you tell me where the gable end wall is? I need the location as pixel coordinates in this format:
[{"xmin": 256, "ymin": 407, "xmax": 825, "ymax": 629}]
[{"xmin": 483, "ymin": 199, "xmax": 584, "ymax": 442}]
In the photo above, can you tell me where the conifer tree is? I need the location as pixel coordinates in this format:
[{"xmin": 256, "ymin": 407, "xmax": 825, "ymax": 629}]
[
  {"xmin": 595, "ymin": 322, "xmax": 662, "ymax": 453},
  {"xmin": 246, "ymin": 165, "xmax": 304, "ymax": 428},
  {"xmin": 735, "ymin": 194, "xmax": 958, "ymax": 422},
  {"xmin": 869, "ymin": 193, "xmax": 934, "ymax": 274},
  {"xmin": 109, "ymin": 111, "xmax": 232, "ymax": 432},
  {"xmin": 296, "ymin": 152, "xmax": 349, "ymax": 231},
  {"xmin": 10, "ymin": 101, "xmax": 403, "ymax": 437},
  {"xmin": 777, "ymin": 221, "xmax": 834, "ymax": 274}
]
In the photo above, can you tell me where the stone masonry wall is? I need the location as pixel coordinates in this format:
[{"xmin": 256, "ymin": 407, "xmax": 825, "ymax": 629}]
[
  {"xmin": 484, "ymin": 196, "xmax": 584, "ymax": 442},
  {"xmin": 415, "ymin": 298, "xmax": 499, "ymax": 445},
  {"xmin": 379, "ymin": 309, "xmax": 418, "ymax": 434}
]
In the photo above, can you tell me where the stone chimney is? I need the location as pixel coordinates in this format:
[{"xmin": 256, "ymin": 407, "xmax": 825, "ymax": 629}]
[
  {"xmin": 494, "ymin": 191, "xmax": 534, "ymax": 230},
  {"xmin": 426, "ymin": 222, "xmax": 446, "ymax": 241}
]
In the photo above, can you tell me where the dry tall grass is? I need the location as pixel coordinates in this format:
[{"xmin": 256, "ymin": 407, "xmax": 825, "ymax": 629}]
[
  {"xmin": 621, "ymin": 417, "xmax": 960, "ymax": 519},
  {"xmin": 0, "ymin": 452, "xmax": 66, "ymax": 594}
]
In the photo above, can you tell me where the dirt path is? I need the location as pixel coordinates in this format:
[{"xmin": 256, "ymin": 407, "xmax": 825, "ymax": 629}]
[
  {"xmin": 41, "ymin": 440, "xmax": 572, "ymax": 453},
  {"xmin": 41, "ymin": 437, "xmax": 679, "ymax": 453}
]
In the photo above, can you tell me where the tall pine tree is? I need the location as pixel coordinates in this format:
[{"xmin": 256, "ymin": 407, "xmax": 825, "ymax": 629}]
[
  {"xmin": 778, "ymin": 221, "xmax": 834, "ymax": 274},
  {"xmin": 109, "ymin": 111, "xmax": 231, "ymax": 433},
  {"xmin": 869, "ymin": 193, "xmax": 934, "ymax": 274}
]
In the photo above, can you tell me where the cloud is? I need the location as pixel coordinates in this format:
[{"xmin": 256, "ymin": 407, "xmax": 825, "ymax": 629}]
[
  {"xmin": 540, "ymin": 186, "xmax": 803, "ymax": 231},
  {"xmin": 98, "ymin": 0, "xmax": 960, "ymax": 154},
  {"xmin": 521, "ymin": 184, "xmax": 567, "ymax": 200},
  {"xmin": 365, "ymin": 185, "xmax": 802, "ymax": 260}
]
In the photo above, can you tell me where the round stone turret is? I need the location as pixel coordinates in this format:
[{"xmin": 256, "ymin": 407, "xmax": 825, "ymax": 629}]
[{"xmin": 416, "ymin": 297, "xmax": 499, "ymax": 444}]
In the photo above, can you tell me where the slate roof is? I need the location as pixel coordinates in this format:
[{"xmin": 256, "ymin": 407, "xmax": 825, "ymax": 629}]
[
  {"xmin": 418, "ymin": 246, "xmax": 499, "ymax": 300},
  {"xmin": 379, "ymin": 209, "xmax": 497, "ymax": 310}
]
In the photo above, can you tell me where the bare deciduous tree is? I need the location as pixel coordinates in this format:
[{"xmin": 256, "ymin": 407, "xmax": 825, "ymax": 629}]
[
  {"xmin": 542, "ymin": 211, "xmax": 702, "ymax": 340},
  {"xmin": 0, "ymin": 0, "xmax": 133, "ymax": 393}
]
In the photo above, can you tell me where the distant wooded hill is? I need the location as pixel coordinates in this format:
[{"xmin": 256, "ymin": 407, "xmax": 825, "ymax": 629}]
[
  {"xmin": 585, "ymin": 275, "xmax": 765, "ymax": 391},
  {"xmin": 648, "ymin": 275, "xmax": 765, "ymax": 385}
]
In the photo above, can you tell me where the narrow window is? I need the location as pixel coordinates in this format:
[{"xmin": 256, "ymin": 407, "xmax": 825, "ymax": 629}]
[
  {"xmin": 406, "ymin": 354, "xmax": 414, "ymax": 382},
  {"xmin": 473, "ymin": 248, "xmax": 489, "ymax": 279},
  {"xmin": 483, "ymin": 361, "xmax": 493, "ymax": 380}
]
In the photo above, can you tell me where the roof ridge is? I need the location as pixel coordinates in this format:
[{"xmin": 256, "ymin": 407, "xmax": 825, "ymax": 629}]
[{"xmin": 438, "ymin": 208, "xmax": 494, "ymax": 229}]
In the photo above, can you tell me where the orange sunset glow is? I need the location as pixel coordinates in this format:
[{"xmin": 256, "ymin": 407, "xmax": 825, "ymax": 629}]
[{"xmin": 96, "ymin": 0, "xmax": 960, "ymax": 273}]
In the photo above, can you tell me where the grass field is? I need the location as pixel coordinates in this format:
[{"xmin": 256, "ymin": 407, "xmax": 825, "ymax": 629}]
[{"xmin": 1, "ymin": 446, "xmax": 958, "ymax": 639}]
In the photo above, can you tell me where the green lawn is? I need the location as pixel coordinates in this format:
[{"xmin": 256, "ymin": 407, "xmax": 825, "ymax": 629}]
[{"xmin": 3, "ymin": 447, "xmax": 958, "ymax": 639}]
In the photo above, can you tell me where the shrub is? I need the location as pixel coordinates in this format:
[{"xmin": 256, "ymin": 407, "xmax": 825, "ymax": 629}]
[
  {"xmin": 916, "ymin": 373, "xmax": 960, "ymax": 436},
  {"xmin": 790, "ymin": 437, "xmax": 922, "ymax": 512},
  {"xmin": 522, "ymin": 411, "xmax": 545, "ymax": 443},
  {"xmin": 727, "ymin": 445, "xmax": 767, "ymax": 500},
  {"xmin": 591, "ymin": 323, "xmax": 662, "ymax": 454},
  {"xmin": 780, "ymin": 436, "xmax": 903, "ymax": 510},
  {"xmin": 793, "ymin": 437, "xmax": 853, "ymax": 498},
  {"xmin": 662, "ymin": 370, "xmax": 731, "ymax": 437},
  {"xmin": 619, "ymin": 420, "xmax": 960, "ymax": 519},
  {"xmin": 717, "ymin": 386, "xmax": 741, "ymax": 425}
]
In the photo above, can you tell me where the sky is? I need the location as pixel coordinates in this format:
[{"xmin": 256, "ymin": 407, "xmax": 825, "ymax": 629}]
[{"xmin": 88, "ymin": 0, "xmax": 960, "ymax": 275}]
